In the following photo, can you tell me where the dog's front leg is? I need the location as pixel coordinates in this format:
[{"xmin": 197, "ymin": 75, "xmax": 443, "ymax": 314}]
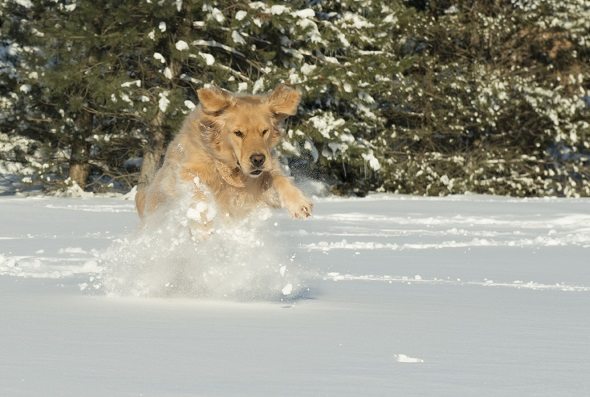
[
  {"xmin": 182, "ymin": 172, "xmax": 216, "ymax": 240},
  {"xmin": 271, "ymin": 174, "xmax": 313, "ymax": 219}
]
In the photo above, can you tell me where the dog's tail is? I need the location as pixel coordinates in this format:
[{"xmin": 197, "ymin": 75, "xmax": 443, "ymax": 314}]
[
  {"xmin": 135, "ymin": 154, "xmax": 161, "ymax": 219},
  {"xmin": 135, "ymin": 187, "xmax": 146, "ymax": 218},
  {"xmin": 135, "ymin": 153, "xmax": 168, "ymax": 219}
]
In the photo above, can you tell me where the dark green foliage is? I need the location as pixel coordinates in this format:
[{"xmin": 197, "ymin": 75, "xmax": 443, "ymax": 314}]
[{"xmin": 0, "ymin": 0, "xmax": 588, "ymax": 196}]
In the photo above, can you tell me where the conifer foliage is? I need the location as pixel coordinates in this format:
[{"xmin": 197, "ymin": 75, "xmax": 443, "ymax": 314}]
[{"xmin": 0, "ymin": 0, "xmax": 589, "ymax": 196}]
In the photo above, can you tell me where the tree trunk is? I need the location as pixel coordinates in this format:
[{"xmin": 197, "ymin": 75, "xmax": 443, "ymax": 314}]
[
  {"xmin": 69, "ymin": 111, "xmax": 93, "ymax": 188},
  {"xmin": 138, "ymin": 110, "xmax": 166, "ymax": 189}
]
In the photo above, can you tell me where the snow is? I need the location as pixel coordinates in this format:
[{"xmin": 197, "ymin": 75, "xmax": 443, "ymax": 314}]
[
  {"xmin": 157, "ymin": 91, "xmax": 169, "ymax": 113},
  {"xmin": 0, "ymin": 133, "xmax": 38, "ymax": 194},
  {"xmin": 394, "ymin": 354, "xmax": 425, "ymax": 364},
  {"xmin": 198, "ymin": 52, "xmax": 215, "ymax": 65},
  {"xmin": 293, "ymin": 9, "xmax": 315, "ymax": 19},
  {"xmin": 175, "ymin": 40, "xmax": 189, "ymax": 51},
  {"xmin": 14, "ymin": 0, "xmax": 33, "ymax": 8},
  {"xmin": 19, "ymin": 84, "xmax": 31, "ymax": 93},
  {"xmin": 153, "ymin": 52, "xmax": 166, "ymax": 64},
  {"xmin": 252, "ymin": 77, "xmax": 265, "ymax": 94},
  {"xmin": 120, "ymin": 80, "xmax": 141, "ymax": 88},
  {"xmin": 296, "ymin": 18, "xmax": 323, "ymax": 44},
  {"xmin": 235, "ymin": 10, "xmax": 248, "ymax": 21},
  {"xmin": 361, "ymin": 150, "xmax": 381, "ymax": 171},
  {"xmin": 309, "ymin": 112, "xmax": 346, "ymax": 139},
  {"xmin": 237, "ymin": 82, "xmax": 248, "ymax": 92},
  {"xmin": 343, "ymin": 12, "xmax": 375, "ymax": 29},
  {"xmin": 281, "ymin": 140, "xmax": 300, "ymax": 155},
  {"xmin": 183, "ymin": 100, "xmax": 195, "ymax": 110},
  {"xmin": 301, "ymin": 63, "xmax": 316, "ymax": 76},
  {"xmin": 210, "ymin": 7, "xmax": 225, "ymax": 24},
  {"xmin": 304, "ymin": 139, "xmax": 319, "ymax": 162},
  {"xmin": 186, "ymin": 177, "xmax": 217, "ymax": 224},
  {"xmin": 281, "ymin": 283, "xmax": 293, "ymax": 295},
  {"xmin": 1, "ymin": 194, "xmax": 590, "ymax": 396},
  {"xmin": 270, "ymin": 5, "xmax": 288, "ymax": 15},
  {"xmin": 231, "ymin": 30, "xmax": 246, "ymax": 45}
]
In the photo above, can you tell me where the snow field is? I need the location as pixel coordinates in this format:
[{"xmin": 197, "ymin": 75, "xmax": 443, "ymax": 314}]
[{"xmin": 1, "ymin": 194, "xmax": 589, "ymax": 396}]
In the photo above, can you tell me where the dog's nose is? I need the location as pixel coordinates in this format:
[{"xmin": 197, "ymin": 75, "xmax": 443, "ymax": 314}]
[{"xmin": 250, "ymin": 153, "xmax": 265, "ymax": 168}]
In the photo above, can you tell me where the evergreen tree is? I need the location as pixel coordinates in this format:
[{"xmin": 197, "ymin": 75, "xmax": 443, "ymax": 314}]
[
  {"xmin": 378, "ymin": 0, "xmax": 590, "ymax": 197},
  {"xmin": 1, "ymin": 0, "xmax": 588, "ymax": 197},
  {"xmin": 0, "ymin": 0, "xmax": 49, "ymax": 192}
]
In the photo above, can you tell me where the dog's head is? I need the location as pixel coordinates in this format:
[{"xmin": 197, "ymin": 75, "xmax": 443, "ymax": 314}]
[{"xmin": 196, "ymin": 84, "xmax": 301, "ymax": 178}]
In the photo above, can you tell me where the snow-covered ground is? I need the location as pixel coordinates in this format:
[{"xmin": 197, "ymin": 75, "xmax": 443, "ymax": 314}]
[{"xmin": 1, "ymin": 194, "xmax": 589, "ymax": 396}]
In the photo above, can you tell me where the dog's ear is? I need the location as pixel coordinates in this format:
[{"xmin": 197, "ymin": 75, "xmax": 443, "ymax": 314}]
[
  {"xmin": 267, "ymin": 84, "xmax": 301, "ymax": 119},
  {"xmin": 198, "ymin": 118, "xmax": 221, "ymax": 144},
  {"xmin": 197, "ymin": 86, "xmax": 234, "ymax": 114}
]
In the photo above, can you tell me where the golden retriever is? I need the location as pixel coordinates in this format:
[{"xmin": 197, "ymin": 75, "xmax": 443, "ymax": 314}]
[{"xmin": 135, "ymin": 84, "xmax": 313, "ymax": 229}]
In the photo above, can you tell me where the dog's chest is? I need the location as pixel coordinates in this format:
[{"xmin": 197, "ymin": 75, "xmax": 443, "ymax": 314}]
[{"xmin": 214, "ymin": 184, "xmax": 265, "ymax": 218}]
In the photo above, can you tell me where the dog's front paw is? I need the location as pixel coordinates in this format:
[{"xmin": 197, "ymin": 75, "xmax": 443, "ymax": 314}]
[{"xmin": 284, "ymin": 192, "xmax": 313, "ymax": 219}]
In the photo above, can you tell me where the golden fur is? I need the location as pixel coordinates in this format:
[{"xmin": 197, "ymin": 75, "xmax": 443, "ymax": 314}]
[{"xmin": 135, "ymin": 84, "xmax": 312, "ymax": 225}]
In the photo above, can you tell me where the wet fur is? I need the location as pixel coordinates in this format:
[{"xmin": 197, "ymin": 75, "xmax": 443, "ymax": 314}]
[{"xmin": 135, "ymin": 85, "xmax": 313, "ymax": 223}]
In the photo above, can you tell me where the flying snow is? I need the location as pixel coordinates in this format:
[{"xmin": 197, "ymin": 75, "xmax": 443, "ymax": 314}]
[{"xmin": 95, "ymin": 180, "xmax": 304, "ymax": 300}]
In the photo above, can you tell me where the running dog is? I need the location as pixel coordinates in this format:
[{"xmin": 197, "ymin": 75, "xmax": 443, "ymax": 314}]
[{"xmin": 135, "ymin": 84, "xmax": 313, "ymax": 228}]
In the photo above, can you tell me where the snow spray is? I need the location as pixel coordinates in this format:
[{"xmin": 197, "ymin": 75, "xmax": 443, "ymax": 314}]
[{"xmin": 93, "ymin": 182, "xmax": 305, "ymax": 300}]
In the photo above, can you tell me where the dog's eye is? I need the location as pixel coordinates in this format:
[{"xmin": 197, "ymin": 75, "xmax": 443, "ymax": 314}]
[
  {"xmin": 234, "ymin": 130, "xmax": 244, "ymax": 138},
  {"xmin": 261, "ymin": 129, "xmax": 268, "ymax": 136}
]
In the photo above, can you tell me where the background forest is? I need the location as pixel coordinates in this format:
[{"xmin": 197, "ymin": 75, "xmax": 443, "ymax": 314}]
[{"xmin": 1, "ymin": 0, "xmax": 589, "ymax": 196}]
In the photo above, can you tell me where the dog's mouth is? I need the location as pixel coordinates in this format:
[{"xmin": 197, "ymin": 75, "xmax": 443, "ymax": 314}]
[{"xmin": 249, "ymin": 169, "xmax": 263, "ymax": 177}]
